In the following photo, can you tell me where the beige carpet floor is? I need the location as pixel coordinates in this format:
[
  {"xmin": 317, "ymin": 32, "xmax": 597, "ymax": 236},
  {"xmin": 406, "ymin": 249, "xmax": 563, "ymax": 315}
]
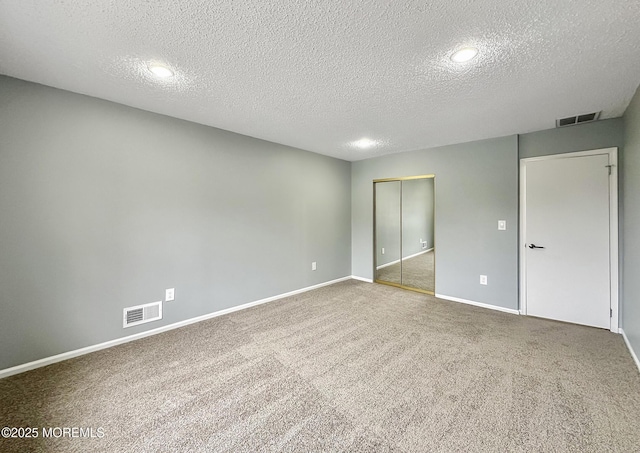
[
  {"xmin": 1, "ymin": 280, "xmax": 639, "ymax": 452},
  {"xmin": 377, "ymin": 250, "xmax": 434, "ymax": 292}
]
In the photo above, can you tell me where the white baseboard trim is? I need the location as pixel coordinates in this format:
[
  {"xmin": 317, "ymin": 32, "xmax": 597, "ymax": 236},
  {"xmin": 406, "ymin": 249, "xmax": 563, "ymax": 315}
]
[
  {"xmin": 0, "ymin": 276, "xmax": 352, "ymax": 380},
  {"xmin": 435, "ymin": 293, "xmax": 520, "ymax": 315},
  {"xmin": 351, "ymin": 275, "xmax": 373, "ymax": 283},
  {"xmin": 376, "ymin": 258, "xmax": 400, "ymax": 270},
  {"xmin": 376, "ymin": 249, "xmax": 430, "ymax": 270},
  {"xmin": 620, "ymin": 329, "xmax": 640, "ymax": 373}
]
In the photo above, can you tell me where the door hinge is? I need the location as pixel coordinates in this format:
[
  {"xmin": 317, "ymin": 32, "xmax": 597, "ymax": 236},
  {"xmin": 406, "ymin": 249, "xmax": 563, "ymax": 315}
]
[
  {"xmin": 610, "ymin": 308, "xmax": 613, "ymax": 317},
  {"xmin": 605, "ymin": 164, "xmax": 614, "ymax": 175}
]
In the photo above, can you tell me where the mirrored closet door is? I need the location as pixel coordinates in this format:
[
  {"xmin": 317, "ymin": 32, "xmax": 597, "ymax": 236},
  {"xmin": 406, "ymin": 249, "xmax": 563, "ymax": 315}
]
[{"xmin": 374, "ymin": 175, "xmax": 435, "ymax": 294}]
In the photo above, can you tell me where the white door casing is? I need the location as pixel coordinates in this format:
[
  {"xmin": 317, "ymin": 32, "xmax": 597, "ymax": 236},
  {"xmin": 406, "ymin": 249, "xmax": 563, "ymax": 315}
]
[{"xmin": 520, "ymin": 148, "xmax": 619, "ymax": 332}]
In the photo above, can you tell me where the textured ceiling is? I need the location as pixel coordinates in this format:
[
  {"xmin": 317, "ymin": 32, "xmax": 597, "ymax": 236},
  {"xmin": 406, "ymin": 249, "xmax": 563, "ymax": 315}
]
[{"xmin": 1, "ymin": 1, "xmax": 640, "ymax": 161}]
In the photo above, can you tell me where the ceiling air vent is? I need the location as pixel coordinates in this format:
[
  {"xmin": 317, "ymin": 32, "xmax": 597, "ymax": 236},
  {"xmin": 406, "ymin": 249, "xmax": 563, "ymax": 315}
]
[
  {"xmin": 556, "ymin": 111, "xmax": 600, "ymax": 128},
  {"xmin": 123, "ymin": 301, "xmax": 162, "ymax": 328}
]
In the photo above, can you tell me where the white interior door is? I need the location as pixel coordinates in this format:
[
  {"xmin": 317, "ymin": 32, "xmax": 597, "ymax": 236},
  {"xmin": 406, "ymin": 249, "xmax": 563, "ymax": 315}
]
[{"xmin": 521, "ymin": 150, "xmax": 617, "ymax": 330}]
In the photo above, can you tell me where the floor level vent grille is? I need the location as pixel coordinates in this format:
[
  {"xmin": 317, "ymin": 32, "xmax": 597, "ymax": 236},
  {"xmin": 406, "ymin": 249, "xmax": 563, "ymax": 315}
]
[{"xmin": 123, "ymin": 301, "xmax": 162, "ymax": 328}]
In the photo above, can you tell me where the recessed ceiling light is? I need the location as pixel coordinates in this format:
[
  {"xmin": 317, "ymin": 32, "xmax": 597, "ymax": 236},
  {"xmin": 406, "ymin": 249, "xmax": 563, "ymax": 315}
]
[
  {"xmin": 450, "ymin": 47, "xmax": 479, "ymax": 63},
  {"xmin": 148, "ymin": 64, "xmax": 174, "ymax": 78},
  {"xmin": 351, "ymin": 138, "xmax": 378, "ymax": 149}
]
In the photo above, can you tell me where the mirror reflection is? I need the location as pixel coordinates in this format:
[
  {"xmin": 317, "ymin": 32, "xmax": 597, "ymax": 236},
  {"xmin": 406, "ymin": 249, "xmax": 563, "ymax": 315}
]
[
  {"xmin": 401, "ymin": 178, "xmax": 434, "ymax": 292},
  {"xmin": 374, "ymin": 181, "xmax": 401, "ymax": 285},
  {"xmin": 374, "ymin": 176, "xmax": 435, "ymax": 294}
]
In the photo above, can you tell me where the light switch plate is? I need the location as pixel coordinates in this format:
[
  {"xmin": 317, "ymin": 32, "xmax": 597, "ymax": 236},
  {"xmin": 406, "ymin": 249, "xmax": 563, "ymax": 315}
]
[
  {"xmin": 498, "ymin": 220, "xmax": 506, "ymax": 230},
  {"xmin": 312, "ymin": 262, "xmax": 317, "ymax": 271},
  {"xmin": 480, "ymin": 275, "xmax": 488, "ymax": 285}
]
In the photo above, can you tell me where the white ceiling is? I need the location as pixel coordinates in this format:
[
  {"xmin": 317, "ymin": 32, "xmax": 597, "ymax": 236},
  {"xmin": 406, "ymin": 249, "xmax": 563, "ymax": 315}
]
[{"xmin": 1, "ymin": 1, "xmax": 639, "ymax": 161}]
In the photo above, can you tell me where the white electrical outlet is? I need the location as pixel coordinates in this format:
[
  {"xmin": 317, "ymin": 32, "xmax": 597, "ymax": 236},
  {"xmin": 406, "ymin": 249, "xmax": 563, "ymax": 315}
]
[
  {"xmin": 480, "ymin": 275, "xmax": 488, "ymax": 285},
  {"xmin": 165, "ymin": 288, "xmax": 175, "ymax": 302},
  {"xmin": 382, "ymin": 247, "xmax": 385, "ymax": 255},
  {"xmin": 498, "ymin": 220, "xmax": 507, "ymax": 230},
  {"xmin": 312, "ymin": 262, "xmax": 317, "ymax": 271}
]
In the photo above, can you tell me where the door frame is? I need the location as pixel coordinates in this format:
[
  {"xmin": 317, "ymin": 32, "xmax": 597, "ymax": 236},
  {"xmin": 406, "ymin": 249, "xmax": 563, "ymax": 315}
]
[{"xmin": 519, "ymin": 147, "xmax": 619, "ymax": 332}]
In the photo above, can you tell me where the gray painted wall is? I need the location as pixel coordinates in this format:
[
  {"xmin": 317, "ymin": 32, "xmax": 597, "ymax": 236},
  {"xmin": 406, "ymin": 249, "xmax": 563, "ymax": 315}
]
[
  {"xmin": 2, "ymin": 71, "xmax": 633, "ymax": 372},
  {"xmin": 623, "ymin": 84, "xmax": 640, "ymax": 358},
  {"xmin": 519, "ymin": 118, "xmax": 624, "ymax": 159},
  {"xmin": 353, "ymin": 136, "xmax": 519, "ymax": 310},
  {"xmin": 0, "ymin": 75, "xmax": 352, "ymax": 371}
]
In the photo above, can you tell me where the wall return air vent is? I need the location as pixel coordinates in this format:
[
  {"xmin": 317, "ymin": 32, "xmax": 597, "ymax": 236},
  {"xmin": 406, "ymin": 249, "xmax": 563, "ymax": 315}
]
[
  {"xmin": 123, "ymin": 301, "xmax": 162, "ymax": 328},
  {"xmin": 556, "ymin": 111, "xmax": 600, "ymax": 128}
]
